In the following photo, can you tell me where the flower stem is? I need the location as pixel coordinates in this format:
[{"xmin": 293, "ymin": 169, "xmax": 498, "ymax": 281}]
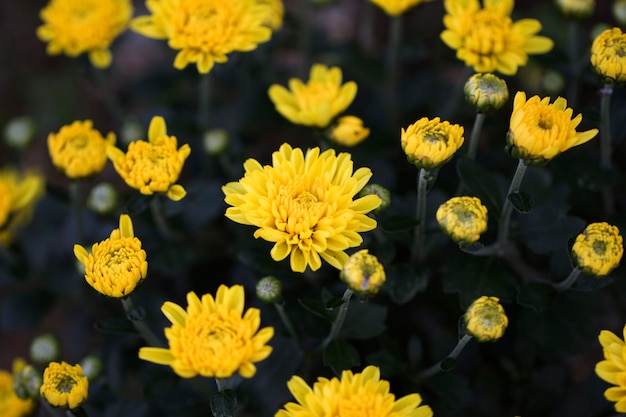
[
  {"xmin": 466, "ymin": 112, "xmax": 486, "ymax": 161},
  {"xmin": 416, "ymin": 333, "xmax": 473, "ymax": 381},
  {"xmin": 497, "ymin": 159, "xmax": 528, "ymax": 248},
  {"xmin": 70, "ymin": 181, "xmax": 84, "ymax": 245},
  {"xmin": 552, "ymin": 267, "xmax": 582, "ymax": 291},
  {"xmin": 149, "ymin": 195, "xmax": 181, "ymax": 240},
  {"xmin": 322, "ymin": 289, "xmax": 354, "ymax": 348},
  {"xmin": 386, "ymin": 15, "xmax": 403, "ymax": 128},
  {"xmin": 411, "ymin": 168, "xmax": 429, "ymax": 263},
  {"xmin": 274, "ymin": 301, "xmax": 300, "ymax": 345},
  {"xmin": 120, "ymin": 296, "xmax": 164, "ymax": 348},
  {"xmin": 600, "ymin": 83, "xmax": 614, "ymax": 215},
  {"xmin": 198, "ymin": 72, "xmax": 212, "ymax": 133},
  {"xmin": 215, "ymin": 378, "xmax": 225, "ymax": 392}
]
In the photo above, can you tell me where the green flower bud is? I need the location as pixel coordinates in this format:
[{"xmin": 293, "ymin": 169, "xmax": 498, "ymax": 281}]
[
  {"xmin": 203, "ymin": 129, "xmax": 230, "ymax": 155},
  {"xmin": 120, "ymin": 120, "xmax": 144, "ymax": 146},
  {"xmin": 340, "ymin": 249, "xmax": 386, "ymax": 296},
  {"xmin": 358, "ymin": 184, "xmax": 391, "ymax": 214},
  {"xmin": 30, "ymin": 333, "xmax": 61, "ymax": 364},
  {"xmin": 13, "ymin": 364, "xmax": 42, "ymax": 400},
  {"xmin": 256, "ymin": 276, "xmax": 282, "ymax": 303},
  {"xmin": 555, "ymin": 0, "xmax": 594, "ymax": 19},
  {"xmin": 87, "ymin": 183, "xmax": 118, "ymax": 215},
  {"xmin": 541, "ymin": 69, "xmax": 566, "ymax": 95},
  {"xmin": 79, "ymin": 355, "xmax": 103, "ymax": 381},
  {"xmin": 615, "ymin": 0, "xmax": 626, "ymax": 27},
  {"xmin": 464, "ymin": 73, "xmax": 509, "ymax": 113},
  {"xmin": 4, "ymin": 116, "xmax": 36, "ymax": 149}
]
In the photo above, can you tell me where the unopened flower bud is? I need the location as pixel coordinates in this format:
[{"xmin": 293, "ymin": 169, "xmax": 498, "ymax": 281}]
[
  {"xmin": 436, "ymin": 196, "xmax": 488, "ymax": 244},
  {"xmin": 13, "ymin": 364, "xmax": 42, "ymax": 400},
  {"xmin": 464, "ymin": 73, "xmax": 509, "ymax": 113},
  {"xmin": 256, "ymin": 276, "xmax": 282, "ymax": 303},
  {"xmin": 615, "ymin": 0, "xmax": 626, "ymax": 26},
  {"xmin": 203, "ymin": 129, "xmax": 230, "ymax": 155},
  {"xmin": 571, "ymin": 222, "xmax": 623, "ymax": 277},
  {"xmin": 328, "ymin": 116, "xmax": 370, "ymax": 147},
  {"xmin": 87, "ymin": 183, "xmax": 118, "ymax": 214},
  {"xmin": 359, "ymin": 184, "xmax": 391, "ymax": 214},
  {"xmin": 541, "ymin": 69, "xmax": 566, "ymax": 95},
  {"xmin": 30, "ymin": 333, "xmax": 61, "ymax": 364},
  {"xmin": 120, "ymin": 120, "xmax": 144, "ymax": 146},
  {"xmin": 40, "ymin": 362, "xmax": 89, "ymax": 410},
  {"xmin": 340, "ymin": 249, "xmax": 386, "ymax": 296},
  {"xmin": 79, "ymin": 355, "xmax": 103, "ymax": 381},
  {"xmin": 465, "ymin": 296, "xmax": 508, "ymax": 342},
  {"xmin": 4, "ymin": 116, "xmax": 36, "ymax": 149},
  {"xmin": 555, "ymin": 0, "xmax": 594, "ymax": 19}
]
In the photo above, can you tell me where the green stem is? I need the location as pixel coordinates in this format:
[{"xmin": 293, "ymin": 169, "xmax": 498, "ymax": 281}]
[
  {"xmin": 600, "ymin": 83, "xmax": 614, "ymax": 215},
  {"xmin": 322, "ymin": 289, "xmax": 354, "ymax": 348},
  {"xmin": 149, "ymin": 195, "xmax": 181, "ymax": 240},
  {"xmin": 198, "ymin": 72, "xmax": 212, "ymax": 133},
  {"xmin": 120, "ymin": 296, "xmax": 164, "ymax": 348},
  {"xmin": 411, "ymin": 169, "xmax": 429, "ymax": 263},
  {"xmin": 466, "ymin": 112, "xmax": 486, "ymax": 161},
  {"xmin": 552, "ymin": 267, "xmax": 582, "ymax": 291},
  {"xmin": 274, "ymin": 301, "xmax": 300, "ymax": 345},
  {"xmin": 386, "ymin": 15, "xmax": 403, "ymax": 128},
  {"xmin": 497, "ymin": 159, "xmax": 528, "ymax": 248},
  {"xmin": 215, "ymin": 378, "xmax": 225, "ymax": 392},
  {"xmin": 416, "ymin": 334, "xmax": 473, "ymax": 381},
  {"xmin": 70, "ymin": 181, "xmax": 84, "ymax": 245}
]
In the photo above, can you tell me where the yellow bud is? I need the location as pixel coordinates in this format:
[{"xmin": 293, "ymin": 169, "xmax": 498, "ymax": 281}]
[
  {"xmin": 401, "ymin": 117, "xmax": 464, "ymax": 170},
  {"xmin": 464, "ymin": 73, "xmax": 509, "ymax": 113},
  {"xmin": 465, "ymin": 296, "xmax": 508, "ymax": 342},
  {"xmin": 591, "ymin": 27, "xmax": 626, "ymax": 84},
  {"xmin": 328, "ymin": 116, "xmax": 370, "ymax": 147},
  {"xmin": 571, "ymin": 222, "xmax": 623, "ymax": 276},
  {"xmin": 359, "ymin": 184, "xmax": 391, "ymax": 214},
  {"xmin": 340, "ymin": 250, "xmax": 385, "ymax": 296},
  {"xmin": 436, "ymin": 196, "xmax": 488, "ymax": 244}
]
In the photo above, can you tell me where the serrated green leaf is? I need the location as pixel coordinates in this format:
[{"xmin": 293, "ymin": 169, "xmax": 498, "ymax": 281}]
[
  {"xmin": 298, "ymin": 298, "xmax": 336, "ymax": 322},
  {"xmin": 210, "ymin": 389, "xmax": 237, "ymax": 417},
  {"xmin": 516, "ymin": 282, "xmax": 555, "ymax": 312},
  {"xmin": 518, "ymin": 204, "xmax": 586, "ymax": 255},
  {"xmin": 383, "ymin": 263, "xmax": 429, "ymax": 305},
  {"xmin": 456, "ymin": 157, "xmax": 502, "ymax": 216},
  {"xmin": 323, "ymin": 339, "xmax": 360, "ymax": 376},
  {"xmin": 509, "ymin": 191, "xmax": 533, "ymax": 213},
  {"xmin": 340, "ymin": 301, "xmax": 387, "ymax": 340}
]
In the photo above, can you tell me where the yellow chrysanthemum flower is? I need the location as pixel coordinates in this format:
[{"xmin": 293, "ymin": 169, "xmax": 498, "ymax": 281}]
[
  {"xmin": 139, "ymin": 285, "xmax": 274, "ymax": 379},
  {"xmin": 0, "ymin": 167, "xmax": 45, "ymax": 246},
  {"xmin": 340, "ymin": 249, "xmax": 386, "ymax": 296},
  {"xmin": 222, "ymin": 143, "xmax": 381, "ymax": 273},
  {"xmin": 74, "ymin": 214, "xmax": 148, "ymax": 298},
  {"xmin": 440, "ymin": 0, "xmax": 553, "ymax": 75},
  {"xmin": 436, "ymin": 196, "xmax": 488, "ymax": 244},
  {"xmin": 368, "ymin": 0, "xmax": 433, "ymax": 16},
  {"xmin": 276, "ymin": 365, "xmax": 433, "ymax": 417},
  {"xmin": 0, "ymin": 362, "xmax": 35, "ymax": 417},
  {"xmin": 130, "ymin": 0, "xmax": 273, "ymax": 74},
  {"xmin": 268, "ymin": 64, "xmax": 358, "ymax": 128},
  {"xmin": 328, "ymin": 116, "xmax": 370, "ymax": 147},
  {"xmin": 48, "ymin": 120, "xmax": 116, "ymax": 180},
  {"xmin": 596, "ymin": 324, "xmax": 626, "ymax": 412},
  {"xmin": 571, "ymin": 222, "xmax": 623, "ymax": 277},
  {"xmin": 40, "ymin": 362, "xmax": 88, "ymax": 410},
  {"xmin": 107, "ymin": 116, "xmax": 191, "ymax": 201},
  {"xmin": 465, "ymin": 296, "xmax": 508, "ymax": 342},
  {"xmin": 36, "ymin": 0, "xmax": 132, "ymax": 68},
  {"xmin": 591, "ymin": 27, "xmax": 626, "ymax": 84},
  {"xmin": 259, "ymin": 0, "xmax": 284, "ymax": 31},
  {"xmin": 507, "ymin": 91, "xmax": 599, "ymax": 164},
  {"xmin": 401, "ymin": 117, "xmax": 465, "ymax": 170}
]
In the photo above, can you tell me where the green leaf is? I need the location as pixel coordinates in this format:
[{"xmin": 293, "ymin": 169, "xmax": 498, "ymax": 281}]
[
  {"xmin": 518, "ymin": 203, "xmax": 586, "ymax": 255},
  {"xmin": 94, "ymin": 317, "xmax": 138, "ymax": 335},
  {"xmin": 516, "ymin": 282, "xmax": 555, "ymax": 312},
  {"xmin": 456, "ymin": 157, "xmax": 503, "ymax": 216},
  {"xmin": 383, "ymin": 263, "xmax": 429, "ymax": 305},
  {"xmin": 380, "ymin": 216, "xmax": 419, "ymax": 232},
  {"xmin": 325, "ymin": 297, "xmax": 346, "ymax": 310},
  {"xmin": 509, "ymin": 191, "xmax": 533, "ymax": 213},
  {"xmin": 340, "ymin": 301, "xmax": 387, "ymax": 339},
  {"xmin": 571, "ymin": 273, "xmax": 613, "ymax": 291},
  {"xmin": 210, "ymin": 389, "xmax": 237, "ymax": 417},
  {"xmin": 323, "ymin": 339, "xmax": 360, "ymax": 376},
  {"xmin": 298, "ymin": 298, "xmax": 335, "ymax": 322}
]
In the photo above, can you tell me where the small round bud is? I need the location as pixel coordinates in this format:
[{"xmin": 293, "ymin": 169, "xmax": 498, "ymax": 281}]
[
  {"xmin": 327, "ymin": 116, "xmax": 370, "ymax": 147},
  {"xmin": 86, "ymin": 183, "xmax": 118, "ymax": 215},
  {"xmin": 256, "ymin": 276, "xmax": 282, "ymax": 303},
  {"xmin": 203, "ymin": 129, "xmax": 230, "ymax": 155},
  {"xmin": 436, "ymin": 196, "xmax": 488, "ymax": 244},
  {"xmin": 464, "ymin": 73, "xmax": 509, "ymax": 113},
  {"xmin": 13, "ymin": 364, "xmax": 42, "ymax": 400},
  {"xmin": 465, "ymin": 296, "xmax": 508, "ymax": 342},
  {"xmin": 30, "ymin": 333, "xmax": 61, "ymax": 364},
  {"xmin": 4, "ymin": 116, "xmax": 36, "ymax": 149},
  {"xmin": 540, "ymin": 69, "xmax": 566, "ymax": 95},
  {"xmin": 555, "ymin": 0, "xmax": 594, "ymax": 19},
  {"xmin": 120, "ymin": 120, "xmax": 144, "ymax": 146},
  {"xmin": 340, "ymin": 249, "xmax": 386, "ymax": 296},
  {"xmin": 79, "ymin": 355, "xmax": 103, "ymax": 382},
  {"xmin": 571, "ymin": 222, "xmax": 623, "ymax": 277},
  {"xmin": 615, "ymin": 0, "xmax": 626, "ymax": 26},
  {"xmin": 358, "ymin": 184, "xmax": 391, "ymax": 214}
]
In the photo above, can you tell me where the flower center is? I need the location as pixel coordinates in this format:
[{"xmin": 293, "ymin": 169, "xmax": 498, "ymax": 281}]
[
  {"xmin": 273, "ymin": 177, "xmax": 328, "ymax": 240},
  {"xmin": 296, "ymin": 81, "xmax": 339, "ymax": 111},
  {"xmin": 338, "ymin": 394, "xmax": 382, "ymax": 417},
  {"xmin": 593, "ymin": 239, "xmax": 607, "ymax": 255},
  {"xmin": 70, "ymin": 135, "xmax": 89, "ymax": 149},
  {"xmin": 465, "ymin": 11, "xmax": 511, "ymax": 56},
  {"xmin": 424, "ymin": 132, "xmax": 447, "ymax": 144},
  {"xmin": 55, "ymin": 376, "xmax": 76, "ymax": 393}
]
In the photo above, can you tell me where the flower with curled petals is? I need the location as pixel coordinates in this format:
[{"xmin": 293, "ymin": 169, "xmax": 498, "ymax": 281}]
[
  {"xmin": 437, "ymin": 196, "xmax": 488, "ymax": 244},
  {"xmin": 571, "ymin": 222, "xmax": 623, "ymax": 277},
  {"xmin": 222, "ymin": 143, "xmax": 381, "ymax": 273},
  {"xmin": 40, "ymin": 362, "xmax": 88, "ymax": 410},
  {"xmin": 139, "ymin": 285, "xmax": 274, "ymax": 379},
  {"xmin": 596, "ymin": 325, "xmax": 626, "ymax": 412},
  {"xmin": 465, "ymin": 296, "xmax": 508, "ymax": 342},
  {"xmin": 591, "ymin": 27, "xmax": 626, "ymax": 84},
  {"xmin": 401, "ymin": 117, "xmax": 464, "ymax": 170}
]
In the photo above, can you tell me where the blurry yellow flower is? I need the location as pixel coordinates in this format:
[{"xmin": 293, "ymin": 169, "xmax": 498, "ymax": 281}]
[
  {"xmin": 328, "ymin": 116, "xmax": 370, "ymax": 147},
  {"xmin": 507, "ymin": 91, "xmax": 599, "ymax": 164},
  {"xmin": 268, "ymin": 64, "xmax": 358, "ymax": 128},
  {"xmin": 259, "ymin": 0, "xmax": 284, "ymax": 31},
  {"xmin": 276, "ymin": 365, "xmax": 433, "ymax": 417},
  {"xmin": 440, "ymin": 0, "xmax": 553, "ymax": 75},
  {"xmin": 464, "ymin": 72, "xmax": 509, "ymax": 113},
  {"xmin": 591, "ymin": 27, "xmax": 626, "ymax": 84},
  {"xmin": 0, "ymin": 363, "xmax": 35, "ymax": 417},
  {"xmin": 40, "ymin": 362, "xmax": 88, "ymax": 410},
  {"xmin": 340, "ymin": 249, "xmax": 386, "ymax": 296},
  {"xmin": 465, "ymin": 296, "xmax": 507, "ymax": 342},
  {"xmin": 0, "ymin": 167, "xmax": 45, "ymax": 246},
  {"xmin": 107, "ymin": 116, "xmax": 190, "ymax": 201},
  {"xmin": 222, "ymin": 143, "xmax": 381, "ymax": 272},
  {"xmin": 596, "ymin": 324, "xmax": 626, "ymax": 412},
  {"xmin": 368, "ymin": 0, "xmax": 433, "ymax": 16},
  {"xmin": 36, "ymin": 0, "xmax": 132, "ymax": 68},
  {"xmin": 401, "ymin": 117, "xmax": 464, "ymax": 170},
  {"xmin": 436, "ymin": 196, "xmax": 488, "ymax": 244},
  {"xmin": 131, "ymin": 0, "xmax": 273, "ymax": 73},
  {"xmin": 571, "ymin": 222, "xmax": 623, "ymax": 277},
  {"xmin": 139, "ymin": 285, "xmax": 274, "ymax": 379},
  {"xmin": 555, "ymin": 0, "xmax": 594, "ymax": 19},
  {"xmin": 74, "ymin": 214, "xmax": 148, "ymax": 298},
  {"xmin": 48, "ymin": 120, "xmax": 116, "ymax": 179}
]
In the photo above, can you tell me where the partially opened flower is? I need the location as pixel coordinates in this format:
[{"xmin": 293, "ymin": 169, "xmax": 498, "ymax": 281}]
[
  {"xmin": 131, "ymin": 0, "xmax": 273, "ymax": 73},
  {"xmin": 222, "ymin": 143, "xmax": 381, "ymax": 272},
  {"xmin": 369, "ymin": 0, "xmax": 433, "ymax": 16},
  {"xmin": 465, "ymin": 296, "xmax": 508, "ymax": 342},
  {"xmin": 40, "ymin": 362, "xmax": 88, "ymax": 410},
  {"xmin": 440, "ymin": 0, "xmax": 553, "ymax": 75},
  {"xmin": 107, "ymin": 116, "xmax": 190, "ymax": 201},
  {"xmin": 591, "ymin": 27, "xmax": 626, "ymax": 84},
  {"xmin": 0, "ymin": 361, "xmax": 35, "ymax": 417},
  {"xmin": 507, "ymin": 91, "xmax": 599, "ymax": 164},
  {"xmin": 571, "ymin": 222, "xmax": 623, "ymax": 277},
  {"xmin": 437, "ymin": 196, "xmax": 488, "ymax": 244},
  {"xmin": 48, "ymin": 120, "xmax": 116, "ymax": 179},
  {"xmin": 36, "ymin": 0, "xmax": 132, "ymax": 68},
  {"xmin": 401, "ymin": 117, "xmax": 464, "ymax": 170},
  {"xmin": 596, "ymin": 325, "xmax": 626, "ymax": 412},
  {"xmin": 340, "ymin": 249, "xmax": 386, "ymax": 296},
  {"xmin": 464, "ymin": 72, "xmax": 509, "ymax": 113},
  {"xmin": 328, "ymin": 115, "xmax": 370, "ymax": 147},
  {"xmin": 74, "ymin": 214, "xmax": 148, "ymax": 298},
  {"xmin": 276, "ymin": 365, "xmax": 433, "ymax": 417},
  {"xmin": 0, "ymin": 167, "xmax": 45, "ymax": 246},
  {"xmin": 268, "ymin": 64, "xmax": 358, "ymax": 128},
  {"xmin": 139, "ymin": 285, "xmax": 274, "ymax": 379}
]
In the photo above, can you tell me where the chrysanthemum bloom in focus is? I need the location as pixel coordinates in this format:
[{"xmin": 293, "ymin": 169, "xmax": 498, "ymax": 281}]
[
  {"xmin": 328, "ymin": 116, "xmax": 370, "ymax": 147},
  {"xmin": 36, "ymin": 0, "xmax": 132, "ymax": 68},
  {"xmin": 341, "ymin": 249, "xmax": 386, "ymax": 296},
  {"xmin": 571, "ymin": 222, "xmax": 623, "ymax": 277},
  {"xmin": 401, "ymin": 117, "xmax": 464, "ymax": 170},
  {"xmin": 276, "ymin": 365, "xmax": 433, "ymax": 417},
  {"xmin": 268, "ymin": 64, "xmax": 358, "ymax": 128},
  {"xmin": 107, "ymin": 116, "xmax": 190, "ymax": 201},
  {"xmin": 596, "ymin": 324, "xmax": 626, "ymax": 412},
  {"xmin": 131, "ymin": 0, "xmax": 273, "ymax": 73},
  {"xmin": 0, "ymin": 167, "xmax": 45, "ymax": 245},
  {"xmin": 440, "ymin": 0, "xmax": 553, "ymax": 75},
  {"xmin": 465, "ymin": 296, "xmax": 508, "ymax": 342},
  {"xmin": 139, "ymin": 285, "xmax": 274, "ymax": 379},
  {"xmin": 74, "ymin": 214, "xmax": 148, "ymax": 298},
  {"xmin": 591, "ymin": 27, "xmax": 626, "ymax": 84},
  {"xmin": 556, "ymin": 0, "xmax": 594, "ymax": 19},
  {"xmin": 437, "ymin": 196, "xmax": 488, "ymax": 244},
  {"xmin": 369, "ymin": 0, "xmax": 433, "ymax": 16},
  {"xmin": 40, "ymin": 362, "xmax": 88, "ymax": 410},
  {"xmin": 507, "ymin": 91, "xmax": 598, "ymax": 164},
  {"xmin": 464, "ymin": 73, "xmax": 509, "ymax": 113},
  {"xmin": 222, "ymin": 143, "xmax": 381, "ymax": 272},
  {"xmin": 48, "ymin": 120, "xmax": 116, "ymax": 179},
  {"xmin": 0, "ymin": 361, "xmax": 35, "ymax": 417}
]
